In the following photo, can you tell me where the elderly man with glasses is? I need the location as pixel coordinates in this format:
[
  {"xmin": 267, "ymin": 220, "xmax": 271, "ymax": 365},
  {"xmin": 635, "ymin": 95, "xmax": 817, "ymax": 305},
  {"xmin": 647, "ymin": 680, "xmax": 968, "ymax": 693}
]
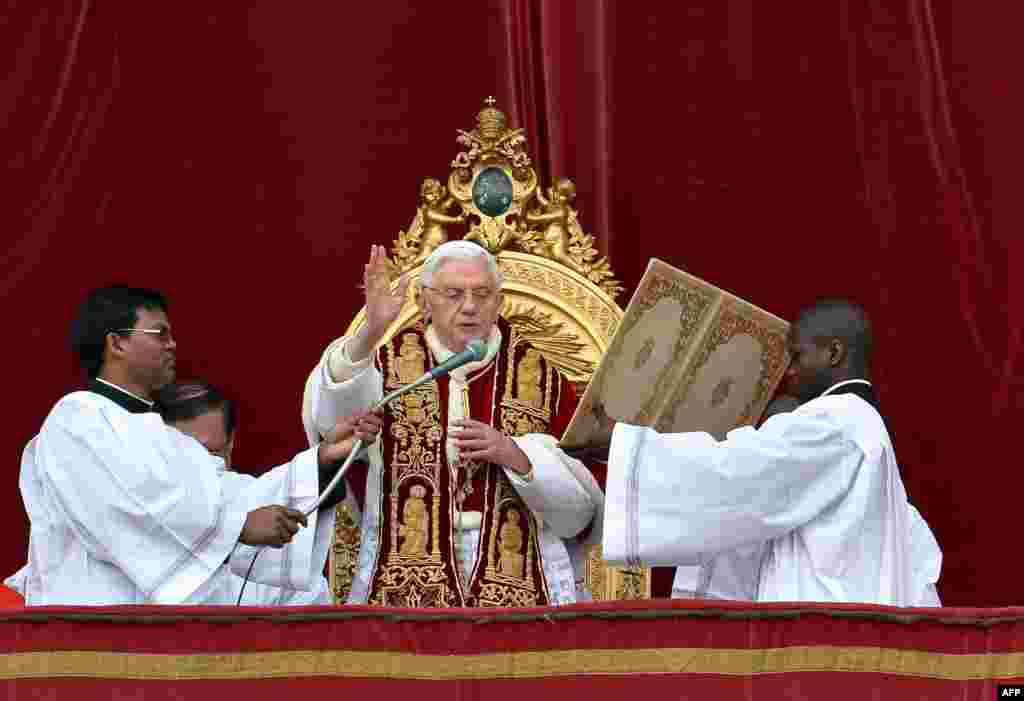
[
  {"xmin": 13, "ymin": 285, "xmax": 379, "ymax": 605},
  {"xmin": 305, "ymin": 241, "xmax": 603, "ymax": 607}
]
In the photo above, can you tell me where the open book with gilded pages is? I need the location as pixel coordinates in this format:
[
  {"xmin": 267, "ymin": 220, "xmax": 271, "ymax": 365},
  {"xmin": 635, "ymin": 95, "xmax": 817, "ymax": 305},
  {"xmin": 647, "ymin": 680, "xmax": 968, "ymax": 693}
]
[{"xmin": 560, "ymin": 258, "xmax": 791, "ymax": 450}]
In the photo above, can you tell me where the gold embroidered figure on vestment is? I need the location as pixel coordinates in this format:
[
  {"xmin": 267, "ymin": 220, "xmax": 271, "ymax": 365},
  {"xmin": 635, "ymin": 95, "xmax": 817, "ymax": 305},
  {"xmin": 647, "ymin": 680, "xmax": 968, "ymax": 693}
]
[
  {"xmin": 516, "ymin": 348, "xmax": 543, "ymax": 408},
  {"xmin": 399, "ymin": 484, "xmax": 430, "ymax": 557},
  {"xmin": 478, "ymin": 476, "xmax": 542, "ymax": 607},
  {"xmin": 396, "ymin": 333, "xmax": 427, "ymax": 385},
  {"xmin": 497, "ymin": 507, "xmax": 525, "ymax": 578},
  {"xmin": 501, "ymin": 341, "xmax": 555, "ymax": 438}
]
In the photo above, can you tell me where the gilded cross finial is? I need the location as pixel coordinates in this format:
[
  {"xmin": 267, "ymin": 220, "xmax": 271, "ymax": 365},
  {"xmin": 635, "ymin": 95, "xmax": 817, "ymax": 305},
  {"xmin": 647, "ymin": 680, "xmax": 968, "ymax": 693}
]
[{"xmin": 485, "ymin": 96, "xmax": 496, "ymax": 107}]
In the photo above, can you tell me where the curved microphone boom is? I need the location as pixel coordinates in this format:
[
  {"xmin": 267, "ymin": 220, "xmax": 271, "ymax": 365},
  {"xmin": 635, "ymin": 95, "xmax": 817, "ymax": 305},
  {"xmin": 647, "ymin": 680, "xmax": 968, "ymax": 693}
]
[{"xmin": 304, "ymin": 339, "xmax": 487, "ymax": 516}]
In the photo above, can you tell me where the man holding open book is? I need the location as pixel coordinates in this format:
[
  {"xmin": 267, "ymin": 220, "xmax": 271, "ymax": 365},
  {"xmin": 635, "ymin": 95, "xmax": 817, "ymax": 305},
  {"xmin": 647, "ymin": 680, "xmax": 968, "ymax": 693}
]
[{"xmin": 599, "ymin": 298, "xmax": 942, "ymax": 606}]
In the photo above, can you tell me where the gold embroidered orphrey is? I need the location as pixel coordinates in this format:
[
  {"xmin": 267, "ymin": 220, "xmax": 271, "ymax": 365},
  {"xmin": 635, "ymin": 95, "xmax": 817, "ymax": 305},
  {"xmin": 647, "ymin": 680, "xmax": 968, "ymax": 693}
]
[
  {"xmin": 367, "ymin": 321, "xmax": 555, "ymax": 607},
  {"xmin": 329, "ymin": 97, "xmax": 649, "ymax": 603}
]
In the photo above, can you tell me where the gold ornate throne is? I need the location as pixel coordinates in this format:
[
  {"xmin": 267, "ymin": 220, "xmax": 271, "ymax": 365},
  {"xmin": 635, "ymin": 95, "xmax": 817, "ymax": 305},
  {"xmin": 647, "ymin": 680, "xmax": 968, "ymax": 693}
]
[{"xmin": 310, "ymin": 98, "xmax": 651, "ymax": 603}]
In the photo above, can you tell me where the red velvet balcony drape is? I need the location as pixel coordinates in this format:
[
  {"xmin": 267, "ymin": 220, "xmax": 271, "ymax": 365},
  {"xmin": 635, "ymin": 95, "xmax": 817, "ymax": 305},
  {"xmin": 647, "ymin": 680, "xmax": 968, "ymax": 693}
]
[{"xmin": 3, "ymin": 601, "xmax": 1024, "ymax": 699}]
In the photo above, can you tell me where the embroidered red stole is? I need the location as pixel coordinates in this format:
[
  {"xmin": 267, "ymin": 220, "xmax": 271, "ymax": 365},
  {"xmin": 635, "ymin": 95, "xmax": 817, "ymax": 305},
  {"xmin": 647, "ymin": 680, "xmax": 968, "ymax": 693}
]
[{"xmin": 366, "ymin": 318, "xmax": 564, "ymax": 607}]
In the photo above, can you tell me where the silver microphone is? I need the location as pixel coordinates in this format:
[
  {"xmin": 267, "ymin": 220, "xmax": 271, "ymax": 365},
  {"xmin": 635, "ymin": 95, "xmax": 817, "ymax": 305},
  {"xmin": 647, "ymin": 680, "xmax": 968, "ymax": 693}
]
[{"xmin": 306, "ymin": 339, "xmax": 488, "ymax": 515}]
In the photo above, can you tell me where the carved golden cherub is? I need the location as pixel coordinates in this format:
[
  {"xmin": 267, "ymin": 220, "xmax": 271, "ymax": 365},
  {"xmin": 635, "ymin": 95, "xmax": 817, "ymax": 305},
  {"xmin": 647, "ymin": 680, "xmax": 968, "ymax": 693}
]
[
  {"xmin": 498, "ymin": 507, "xmax": 525, "ymax": 577},
  {"xmin": 524, "ymin": 177, "xmax": 581, "ymax": 273},
  {"xmin": 403, "ymin": 179, "xmax": 466, "ymax": 268}
]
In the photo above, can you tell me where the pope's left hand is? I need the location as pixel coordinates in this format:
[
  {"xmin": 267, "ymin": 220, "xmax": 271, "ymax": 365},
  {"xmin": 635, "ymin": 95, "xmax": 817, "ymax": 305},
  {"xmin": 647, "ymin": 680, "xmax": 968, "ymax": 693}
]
[{"xmin": 452, "ymin": 418, "xmax": 532, "ymax": 475}]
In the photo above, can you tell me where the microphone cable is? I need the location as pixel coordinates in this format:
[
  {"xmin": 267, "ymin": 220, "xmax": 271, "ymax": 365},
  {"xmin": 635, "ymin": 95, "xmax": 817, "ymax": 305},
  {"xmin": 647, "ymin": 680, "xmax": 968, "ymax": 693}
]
[{"xmin": 236, "ymin": 547, "xmax": 261, "ymax": 605}]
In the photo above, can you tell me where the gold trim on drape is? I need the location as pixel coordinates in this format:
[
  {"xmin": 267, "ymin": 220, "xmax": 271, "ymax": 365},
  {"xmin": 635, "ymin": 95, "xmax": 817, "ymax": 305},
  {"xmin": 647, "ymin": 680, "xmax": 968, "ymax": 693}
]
[{"xmin": 2, "ymin": 646, "xmax": 1024, "ymax": 680}]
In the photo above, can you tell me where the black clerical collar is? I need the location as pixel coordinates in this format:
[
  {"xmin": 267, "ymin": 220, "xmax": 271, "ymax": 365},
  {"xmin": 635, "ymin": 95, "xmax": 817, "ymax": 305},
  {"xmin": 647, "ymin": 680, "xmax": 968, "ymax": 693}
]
[
  {"xmin": 89, "ymin": 378, "xmax": 155, "ymax": 414},
  {"xmin": 820, "ymin": 379, "xmax": 879, "ymax": 411}
]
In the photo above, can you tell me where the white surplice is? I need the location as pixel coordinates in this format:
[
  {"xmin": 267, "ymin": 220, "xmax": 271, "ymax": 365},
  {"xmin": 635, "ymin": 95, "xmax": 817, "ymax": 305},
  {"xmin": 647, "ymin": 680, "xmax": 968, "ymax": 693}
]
[
  {"xmin": 6, "ymin": 562, "xmax": 331, "ymax": 607},
  {"xmin": 17, "ymin": 390, "xmax": 334, "ymax": 605},
  {"xmin": 303, "ymin": 325, "xmax": 603, "ymax": 604},
  {"xmin": 224, "ymin": 570, "xmax": 331, "ymax": 605},
  {"xmin": 604, "ymin": 381, "xmax": 942, "ymax": 606}
]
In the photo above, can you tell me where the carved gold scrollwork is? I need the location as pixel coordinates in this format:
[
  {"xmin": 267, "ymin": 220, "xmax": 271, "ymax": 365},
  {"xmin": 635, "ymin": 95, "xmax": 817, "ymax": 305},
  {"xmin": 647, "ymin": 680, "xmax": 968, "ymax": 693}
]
[
  {"xmin": 502, "ymin": 301, "xmax": 596, "ymax": 381},
  {"xmin": 331, "ymin": 503, "xmax": 361, "ymax": 603},
  {"xmin": 387, "ymin": 98, "xmax": 622, "ymax": 299}
]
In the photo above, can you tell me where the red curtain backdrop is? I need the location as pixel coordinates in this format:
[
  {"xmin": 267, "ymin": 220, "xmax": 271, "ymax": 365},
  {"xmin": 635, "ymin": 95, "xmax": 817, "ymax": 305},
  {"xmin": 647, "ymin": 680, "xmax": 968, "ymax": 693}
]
[{"xmin": 1, "ymin": 1, "xmax": 1019, "ymax": 606}]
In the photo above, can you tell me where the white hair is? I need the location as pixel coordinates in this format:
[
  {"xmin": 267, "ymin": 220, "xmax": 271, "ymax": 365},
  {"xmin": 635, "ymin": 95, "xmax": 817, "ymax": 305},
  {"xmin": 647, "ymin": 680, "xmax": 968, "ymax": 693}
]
[{"xmin": 421, "ymin": 240, "xmax": 503, "ymax": 287}]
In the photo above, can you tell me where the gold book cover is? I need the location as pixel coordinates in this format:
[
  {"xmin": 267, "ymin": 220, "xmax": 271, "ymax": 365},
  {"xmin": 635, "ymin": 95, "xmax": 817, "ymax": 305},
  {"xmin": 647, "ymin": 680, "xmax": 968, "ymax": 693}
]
[{"xmin": 560, "ymin": 258, "xmax": 791, "ymax": 449}]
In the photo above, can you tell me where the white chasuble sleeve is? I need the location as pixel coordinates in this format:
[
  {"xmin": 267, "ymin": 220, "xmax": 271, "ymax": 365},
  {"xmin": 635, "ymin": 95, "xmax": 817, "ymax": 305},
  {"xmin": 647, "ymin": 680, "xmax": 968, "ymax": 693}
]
[
  {"xmin": 35, "ymin": 396, "xmax": 248, "ymax": 604},
  {"xmin": 226, "ymin": 446, "xmax": 335, "ymax": 593},
  {"xmin": 508, "ymin": 434, "xmax": 600, "ymax": 541},
  {"xmin": 603, "ymin": 409, "xmax": 860, "ymax": 567},
  {"xmin": 304, "ymin": 335, "xmax": 382, "ymax": 446}
]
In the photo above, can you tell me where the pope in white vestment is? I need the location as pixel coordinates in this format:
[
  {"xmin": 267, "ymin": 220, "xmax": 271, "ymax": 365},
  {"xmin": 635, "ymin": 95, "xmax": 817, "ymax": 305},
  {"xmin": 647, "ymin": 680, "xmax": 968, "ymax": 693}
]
[
  {"xmin": 603, "ymin": 300, "xmax": 942, "ymax": 606},
  {"xmin": 306, "ymin": 322, "xmax": 601, "ymax": 605},
  {"xmin": 304, "ymin": 243, "xmax": 602, "ymax": 606}
]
